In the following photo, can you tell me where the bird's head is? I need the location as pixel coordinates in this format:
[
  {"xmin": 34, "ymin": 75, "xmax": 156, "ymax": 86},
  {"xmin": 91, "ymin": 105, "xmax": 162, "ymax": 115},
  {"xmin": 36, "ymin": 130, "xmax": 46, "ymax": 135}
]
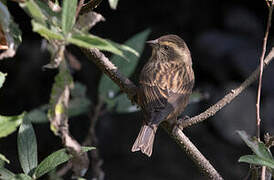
[{"xmin": 147, "ymin": 34, "xmax": 192, "ymax": 65}]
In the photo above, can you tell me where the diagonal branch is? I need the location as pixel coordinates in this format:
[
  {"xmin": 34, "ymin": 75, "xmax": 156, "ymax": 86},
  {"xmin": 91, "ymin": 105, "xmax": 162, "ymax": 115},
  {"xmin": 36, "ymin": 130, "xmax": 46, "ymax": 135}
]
[
  {"xmin": 163, "ymin": 122, "xmax": 223, "ymax": 180},
  {"xmin": 82, "ymin": 48, "xmax": 223, "ymax": 179},
  {"xmin": 181, "ymin": 48, "xmax": 274, "ymax": 129},
  {"xmin": 81, "ymin": 48, "xmax": 137, "ymax": 99}
]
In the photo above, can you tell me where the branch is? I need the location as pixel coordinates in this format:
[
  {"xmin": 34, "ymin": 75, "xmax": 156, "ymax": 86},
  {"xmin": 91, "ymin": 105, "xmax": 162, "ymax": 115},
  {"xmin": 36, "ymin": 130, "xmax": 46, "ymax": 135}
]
[
  {"xmin": 83, "ymin": 48, "xmax": 223, "ymax": 179},
  {"xmin": 81, "ymin": 48, "xmax": 137, "ymax": 100},
  {"xmin": 76, "ymin": 0, "xmax": 85, "ymax": 18},
  {"xmin": 163, "ymin": 123, "xmax": 223, "ymax": 179},
  {"xmin": 256, "ymin": 0, "xmax": 273, "ymax": 141},
  {"xmin": 49, "ymin": 51, "xmax": 89, "ymax": 177},
  {"xmin": 83, "ymin": 99, "xmax": 105, "ymax": 180},
  {"xmin": 79, "ymin": 0, "xmax": 103, "ymax": 15},
  {"xmin": 180, "ymin": 48, "xmax": 274, "ymax": 129}
]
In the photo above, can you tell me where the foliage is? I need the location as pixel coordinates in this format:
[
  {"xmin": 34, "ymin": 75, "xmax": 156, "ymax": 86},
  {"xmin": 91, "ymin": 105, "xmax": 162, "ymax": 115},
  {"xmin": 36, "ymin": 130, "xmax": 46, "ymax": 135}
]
[
  {"xmin": 0, "ymin": 113, "xmax": 94, "ymax": 180},
  {"xmin": 237, "ymin": 130, "xmax": 274, "ymax": 173},
  {"xmin": 19, "ymin": 0, "xmax": 137, "ymax": 59},
  {"xmin": 99, "ymin": 29, "xmax": 150, "ymax": 113},
  {"xmin": 0, "ymin": 113, "xmax": 24, "ymax": 138},
  {"xmin": 0, "ymin": 0, "xmax": 144, "ymax": 179},
  {"xmin": 17, "ymin": 114, "xmax": 38, "ymax": 175}
]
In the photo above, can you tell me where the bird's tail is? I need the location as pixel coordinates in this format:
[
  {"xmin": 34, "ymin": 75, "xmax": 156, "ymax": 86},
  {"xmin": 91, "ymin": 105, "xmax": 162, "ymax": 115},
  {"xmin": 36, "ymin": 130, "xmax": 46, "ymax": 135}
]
[{"xmin": 131, "ymin": 124, "xmax": 158, "ymax": 157}]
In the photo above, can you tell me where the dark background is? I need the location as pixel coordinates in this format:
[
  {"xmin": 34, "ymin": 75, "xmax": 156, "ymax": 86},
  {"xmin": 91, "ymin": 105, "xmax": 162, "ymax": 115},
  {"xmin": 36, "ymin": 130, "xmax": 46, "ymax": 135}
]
[{"xmin": 1, "ymin": 0, "xmax": 274, "ymax": 179}]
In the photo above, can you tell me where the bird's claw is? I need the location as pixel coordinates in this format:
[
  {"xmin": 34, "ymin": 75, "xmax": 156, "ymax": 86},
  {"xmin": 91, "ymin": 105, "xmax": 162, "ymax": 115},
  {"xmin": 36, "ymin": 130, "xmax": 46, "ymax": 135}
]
[
  {"xmin": 172, "ymin": 115, "xmax": 190, "ymax": 135},
  {"xmin": 176, "ymin": 115, "xmax": 190, "ymax": 127}
]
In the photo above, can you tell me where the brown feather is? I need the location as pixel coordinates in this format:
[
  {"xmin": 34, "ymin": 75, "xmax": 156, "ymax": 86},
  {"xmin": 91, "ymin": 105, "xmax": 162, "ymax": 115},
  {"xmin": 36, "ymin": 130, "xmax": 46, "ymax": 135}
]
[{"xmin": 131, "ymin": 34, "xmax": 195, "ymax": 157}]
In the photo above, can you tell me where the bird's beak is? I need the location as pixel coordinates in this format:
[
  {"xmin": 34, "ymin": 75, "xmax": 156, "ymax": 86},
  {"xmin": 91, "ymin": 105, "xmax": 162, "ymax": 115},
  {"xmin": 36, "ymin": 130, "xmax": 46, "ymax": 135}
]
[{"xmin": 146, "ymin": 39, "xmax": 159, "ymax": 48}]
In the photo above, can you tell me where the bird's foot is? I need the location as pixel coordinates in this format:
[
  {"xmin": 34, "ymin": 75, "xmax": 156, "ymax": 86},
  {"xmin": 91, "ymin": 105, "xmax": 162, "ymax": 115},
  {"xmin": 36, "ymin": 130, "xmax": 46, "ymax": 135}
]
[{"xmin": 175, "ymin": 115, "xmax": 190, "ymax": 130}]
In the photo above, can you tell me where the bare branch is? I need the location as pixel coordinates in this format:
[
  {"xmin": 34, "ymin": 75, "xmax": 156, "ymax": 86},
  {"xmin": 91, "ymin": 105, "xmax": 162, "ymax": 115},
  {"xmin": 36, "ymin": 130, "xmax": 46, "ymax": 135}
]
[
  {"xmin": 83, "ymin": 48, "xmax": 223, "ymax": 179},
  {"xmin": 258, "ymin": 1, "xmax": 273, "ymax": 179},
  {"xmin": 180, "ymin": 48, "xmax": 274, "ymax": 129},
  {"xmin": 49, "ymin": 53, "xmax": 89, "ymax": 177},
  {"xmin": 81, "ymin": 48, "xmax": 137, "ymax": 100},
  {"xmin": 79, "ymin": 0, "xmax": 103, "ymax": 15},
  {"xmin": 256, "ymin": 0, "xmax": 273, "ymax": 141},
  {"xmin": 163, "ymin": 123, "xmax": 223, "ymax": 179},
  {"xmin": 83, "ymin": 99, "xmax": 105, "ymax": 180},
  {"xmin": 76, "ymin": 0, "xmax": 85, "ymax": 18}
]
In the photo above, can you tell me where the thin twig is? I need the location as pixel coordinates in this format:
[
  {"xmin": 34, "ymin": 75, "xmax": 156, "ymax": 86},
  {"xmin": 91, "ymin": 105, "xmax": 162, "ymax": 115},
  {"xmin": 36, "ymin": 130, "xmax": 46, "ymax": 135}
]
[
  {"xmin": 258, "ymin": 1, "xmax": 273, "ymax": 179},
  {"xmin": 83, "ymin": 99, "xmax": 104, "ymax": 180},
  {"xmin": 76, "ymin": 0, "xmax": 85, "ymax": 18},
  {"xmin": 180, "ymin": 48, "xmax": 274, "ymax": 129},
  {"xmin": 256, "ymin": 0, "xmax": 273, "ymax": 141},
  {"xmin": 49, "ymin": 49, "xmax": 89, "ymax": 177},
  {"xmin": 83, "ymin": 99, "xmax": 103, "ymax": 145},
  {"xmin": 79, "ymin": 0, "xmax": 103, "ymax": 15}
]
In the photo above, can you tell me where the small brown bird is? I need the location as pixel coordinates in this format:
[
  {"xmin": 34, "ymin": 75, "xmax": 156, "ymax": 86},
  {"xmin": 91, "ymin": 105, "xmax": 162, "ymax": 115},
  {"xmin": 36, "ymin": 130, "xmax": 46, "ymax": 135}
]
[{"xmin": 131, "ymin": 34, "xmax": 195, "ymax": 157}]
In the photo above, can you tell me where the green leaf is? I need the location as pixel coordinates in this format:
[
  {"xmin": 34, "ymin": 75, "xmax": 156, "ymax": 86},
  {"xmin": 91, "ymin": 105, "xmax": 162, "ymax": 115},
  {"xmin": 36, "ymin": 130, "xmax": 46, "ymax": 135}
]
[
  {"xmin": 237, "ymin": 130, "xmax": 273, "ymax": 160},
  {"xmin": 71, "ymin": 82, "xmax": 87, "ymax": 98},
  {"xmin": 61, "ymin": 0, "xmax": 77, "ymax": 35},
  {"xmin": 81, "ymin": 146, "xmax": 96, "ymax": 152},
  {"xmin": 35, "ymin": 0, "xmax": 61, "ymax": 25},
  {"xmin": 19, "ymin": 0, "xmax": 47, "ymax": 25},
  {"xmin": 29, "ymin": 83, "xmax": 91, "ymax": 124},
  {"xmin": 115, "ymin": 94, "xmax": 139, "ymax": 113},
  {"xmin": 33, "ymin": 147, "xmax": 94, "ymax": 179},
  {"xmin": 66, "ymin": 81, "xmax": 90, "ymax": 117},
  {"xmin": 110, "ymin": 29, "xmax": 150, "ymax": 76},
  {"xmin": 0, "ymin": 72, "xmax": 7, "ymax": 89},
  {"xmin": 0, "ymin": 160, "xmax": 4, "ymax": 168},
  {"xmin": 99, "ymin": 29, "xmax": 150, "ymax": 109},
  {"xmin": 67, "ymin": 32, "xmax": 124, "ymax": 57},
  {"xmin": 27, "ymin": 105, "xmax": 49, "ymax": 123},
  {"xmin": 108, "ymin": 0, "xmax": 119, "ymax": 9},
  {"xmin": 189, "ymin": 91, "xmax": 206, "ymax": 104},
  {"xmin": 109, "ymin": 40, "xmax": 139, "ymax": 58},
  {"xmin": 33, "ymin": 149, "xmax": 71, "ymax": 179},
  {"xmin": 20, "ymin": 0, "xmax": 61, "ymax": 28},
  {"xmin": 28, "ymin": 100, "xmax": 91, "ymax": 124},
  {"xmin": 0, "ymin": 114, "xmax": 23, "ymax": 138},
  {"xmin": 0, "ymin": 154, "xmax": 9, "ymax": 164},
  {"xmin": 68, "ymin": 97, "xmax": 91, "ymax": 117},
  {"xmin": 239, "ymin": 155, "xmax": 274, "ymax": 169},
  {"xmin": 0, "ymin": 168, "xmax": 15, "ymax": 180},
  {"xmin": 32, "ymin": 21, "xmax": 64, "ymax": 40},
  {"xmin": 17, "ymin": 114, "xmax": 38, "ymax": 175},
  {"xmin": 11, "ymin": 174, "xmax": 32, "ymax": 180}
]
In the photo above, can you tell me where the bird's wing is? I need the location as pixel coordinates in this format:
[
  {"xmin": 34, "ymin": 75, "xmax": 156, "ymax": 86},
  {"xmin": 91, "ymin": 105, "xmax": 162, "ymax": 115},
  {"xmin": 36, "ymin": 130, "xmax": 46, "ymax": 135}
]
[{"xmin": 139, "ymin": 63, "xmax": 194, "ymax": 125}]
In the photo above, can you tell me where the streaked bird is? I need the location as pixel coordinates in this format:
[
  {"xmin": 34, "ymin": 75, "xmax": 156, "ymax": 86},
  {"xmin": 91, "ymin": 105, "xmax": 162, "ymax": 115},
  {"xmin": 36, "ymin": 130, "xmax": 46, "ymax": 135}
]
[{"xmin": 131, "ymin": 34, "xmax": 195, "ymax": 157}]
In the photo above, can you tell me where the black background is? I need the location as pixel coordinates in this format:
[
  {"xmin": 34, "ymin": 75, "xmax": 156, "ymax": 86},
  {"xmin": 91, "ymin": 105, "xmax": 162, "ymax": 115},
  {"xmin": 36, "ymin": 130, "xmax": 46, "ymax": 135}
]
[{"xmin": 0, "ymin": 0, "xmax": 274, "ymax": 179}]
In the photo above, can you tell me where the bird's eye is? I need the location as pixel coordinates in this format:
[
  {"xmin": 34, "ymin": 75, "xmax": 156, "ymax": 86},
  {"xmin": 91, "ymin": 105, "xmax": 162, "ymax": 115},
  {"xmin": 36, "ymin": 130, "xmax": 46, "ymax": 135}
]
[{"xmin": 163, "ymin": 45, "xmax": 169, "ymax": 50}]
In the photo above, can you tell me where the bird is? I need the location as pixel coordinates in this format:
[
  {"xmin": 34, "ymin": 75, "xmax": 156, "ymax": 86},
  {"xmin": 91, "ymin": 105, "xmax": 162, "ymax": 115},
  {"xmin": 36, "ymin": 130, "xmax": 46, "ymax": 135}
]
[{"xmin": 131, "ymin": 34, "xmax": 195, "ymax": 157}]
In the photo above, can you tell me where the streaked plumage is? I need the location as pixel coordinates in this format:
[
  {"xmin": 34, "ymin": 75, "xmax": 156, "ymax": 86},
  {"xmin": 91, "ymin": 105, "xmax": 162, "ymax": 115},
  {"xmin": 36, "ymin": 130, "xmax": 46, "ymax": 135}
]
[{"xmin": 131, "ymin": 35, "xmax": 195, "ymax": 157}]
